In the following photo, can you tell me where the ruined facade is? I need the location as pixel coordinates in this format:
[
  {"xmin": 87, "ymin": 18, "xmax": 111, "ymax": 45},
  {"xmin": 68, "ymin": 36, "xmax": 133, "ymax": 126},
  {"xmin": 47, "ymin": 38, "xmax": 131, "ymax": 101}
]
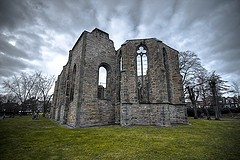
[{"xmin": 50, "ymin": 28, "xmax": 187, "ymax": 127}]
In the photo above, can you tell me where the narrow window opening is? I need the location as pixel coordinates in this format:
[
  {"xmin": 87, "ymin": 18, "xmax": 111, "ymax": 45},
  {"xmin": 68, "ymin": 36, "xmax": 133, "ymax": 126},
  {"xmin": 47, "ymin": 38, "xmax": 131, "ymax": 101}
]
[
  {"xmin": 120, "ymin": 56, "xmax": 123, "ymax": 71},
  {"xmin": 66, "ymin": 75, "xmax": 70, "ymax": 96},
  {"xmin": 163, "ymin": 48, "xmax": 172, "ymax": 102},
  {"xmin": 136, "ymin": 46, "xmax": 149, "ymax": 103},
  {"xmin": 118, "ymin": 54, "xmax": 122, "ymax": 102},
  {"xmin": 70, "ymin": 65, "xmax": 76, "ymax": 101},
  {"xmin": 163, "ymin": 48, "xmax": 167, "ymax": 69},
  {"xmin": 98, "ymin": 66, "xmax": 107, "ymax": 99}
]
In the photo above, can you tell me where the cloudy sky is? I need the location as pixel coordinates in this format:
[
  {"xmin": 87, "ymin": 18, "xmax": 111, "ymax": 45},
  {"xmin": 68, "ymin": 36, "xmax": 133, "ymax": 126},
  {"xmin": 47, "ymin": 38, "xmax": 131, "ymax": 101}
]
[{"xmin": 0, "ymin": 0, "xmax": 240, "ymax": 93}]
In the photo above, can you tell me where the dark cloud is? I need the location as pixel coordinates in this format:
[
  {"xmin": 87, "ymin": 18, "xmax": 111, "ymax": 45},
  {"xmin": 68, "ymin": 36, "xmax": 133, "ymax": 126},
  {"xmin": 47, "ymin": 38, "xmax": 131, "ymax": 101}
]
[
  {"xmin": 33, "ymin": 0, "xmax": 99, "ymax": 36},
  {"xmin": 0, "ymin": 34, "xmax": 29, "ymax": 59},
  {"xmin": 0, "ymin": 53, "xmax": 28, "ymax": 77},
  {"xmin": 14, "ymin": 31, "xmax": 44, "ymax": 59},
  {"xmin": 196, "ymin": 0, "xmax": 240, "ymax": 79},
  {"xmin": 0, "ymin": 0, "xmax": 40, "ymax": 31},
  {"xmin": 0, "ymin": 0, "xmax": 240, "ymax": 92}
]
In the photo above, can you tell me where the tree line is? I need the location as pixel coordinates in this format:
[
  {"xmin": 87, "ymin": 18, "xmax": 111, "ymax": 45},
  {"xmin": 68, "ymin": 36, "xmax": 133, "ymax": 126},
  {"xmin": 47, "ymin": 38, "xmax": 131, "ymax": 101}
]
[
  {"xmin": 179, "ymin": 51, "xmax": 240, "ymax": 120},
  {"xmin": 1, "ymin": 72, "xmax": 55, "ymax": 117}
]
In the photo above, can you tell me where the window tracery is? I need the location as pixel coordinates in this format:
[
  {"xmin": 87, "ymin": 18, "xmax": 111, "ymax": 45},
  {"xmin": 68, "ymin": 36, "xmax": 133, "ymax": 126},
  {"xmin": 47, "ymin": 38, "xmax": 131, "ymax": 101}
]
[{"xmin": 136, "ymin": 45, "xmax": 149, "ymax": 102}]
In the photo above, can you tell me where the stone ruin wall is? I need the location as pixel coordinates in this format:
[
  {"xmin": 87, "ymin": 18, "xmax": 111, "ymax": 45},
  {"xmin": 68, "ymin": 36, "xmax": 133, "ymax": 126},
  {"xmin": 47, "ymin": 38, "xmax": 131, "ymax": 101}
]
[
  {"xmin": 118, "ymin": 39, "xmax": 186, "ymax": 126},
  {"xmin": 76, "ymin": 29, "xmax": 117, "ymax": 127},
  {"xmin": 51, "ymin": 28, "xmax": 187, "ymax": 127}
]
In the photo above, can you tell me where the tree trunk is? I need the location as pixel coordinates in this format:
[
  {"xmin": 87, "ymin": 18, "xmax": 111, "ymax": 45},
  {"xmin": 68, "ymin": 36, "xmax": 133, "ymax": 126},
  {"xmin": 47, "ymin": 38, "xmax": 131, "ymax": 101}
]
[
  {"xmin": 42, "ymin": 97, "xmax": 46, "ymax": 117},
  {"xmin": 203, "ymin": 99, "xmax": 211, "ymax": 120},
  {"xmin": 227, "ymin": 107, "xmax": 234, "ymax": 118},
  {"xmin": 214, "ymin": 95, "xmax": 220, "ymax": 120},
  {"xmin": 42, "ymin": 103, "xmax": 46, "ymax": 117},
  {"xmin": 214, "ymin": 108, "xmax": 220, "ymax": 120},
  {"xmin": 204, "ymin": 107, "xmax": 211, "ymax": 120},
  {"xmin": 193, "ymin": 102, "xmax": 198, "ymax": 119},
  {"xmin": 210, "ymin": 78, "xmax": 220, "ymax": 120},
  {"xmin": 187, "ymin": 86, "xmax": 198, "ymax": 119}
]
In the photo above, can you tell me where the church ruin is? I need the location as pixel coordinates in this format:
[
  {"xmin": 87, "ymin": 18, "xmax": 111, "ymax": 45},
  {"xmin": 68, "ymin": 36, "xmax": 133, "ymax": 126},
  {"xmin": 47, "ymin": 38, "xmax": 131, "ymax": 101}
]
[{"xmin": 50, "ymin": 28, "xmax": 187, "ymax": 127}]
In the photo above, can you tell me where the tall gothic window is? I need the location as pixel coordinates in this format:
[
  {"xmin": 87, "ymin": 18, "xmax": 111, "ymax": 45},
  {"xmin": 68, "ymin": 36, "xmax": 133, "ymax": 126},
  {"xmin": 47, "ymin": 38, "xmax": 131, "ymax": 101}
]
[
  {"xmin": 118, "ymin": 52, "xmax": 122, "ymax": 103},
  {"xmin": 66, "ymin": 74, "xmax": 70, "ymax": 96},
  {"xmin": 70, "ymin": 64, "xmax": 76, "ymax": 101},
  {"xmin": 136, "ymin": 45, "xmax": 148, "ymax": 102},
  {"xmin": 137, "ymin": 46, "xmax": 148, "ymax": 76},
  {"xmin": 163, "ymin": 48, "xmax": 167, "ymax": 69},
  {"xmin": 163, "ymin": 47, "xmax": 172, "ymax": 102}
]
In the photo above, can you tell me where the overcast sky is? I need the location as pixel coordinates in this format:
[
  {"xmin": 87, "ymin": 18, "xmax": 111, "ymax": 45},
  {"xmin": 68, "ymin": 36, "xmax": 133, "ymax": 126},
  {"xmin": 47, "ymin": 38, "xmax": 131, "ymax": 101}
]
[{"xmin": 0, "ymin": 0, "xmax": 240, "ymax": 93}]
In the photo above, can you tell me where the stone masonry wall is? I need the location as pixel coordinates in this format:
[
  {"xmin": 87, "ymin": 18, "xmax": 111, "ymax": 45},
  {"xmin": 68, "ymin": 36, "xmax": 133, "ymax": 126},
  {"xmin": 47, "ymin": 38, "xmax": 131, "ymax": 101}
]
[
  {"xmin": 51, "ymin": 28, "xmax": 187, "ymax": 127},
  {"xmin": 67, "ymin": 31, "xmax": 86, "ymax": 127},
  {"xmin": 120, "ymin": 103, "xmax": 171, "ymax": 126},
  {"xmin": 165, "ymin": 46, "xmax": 184, "ymax": 104},
  {"xmin": 119, "ymin": 38, "xmax": 186, "ymax": 126},
  {"xmin": 77, "ymin": 29, "xmax": 116, "ymax": 127}
]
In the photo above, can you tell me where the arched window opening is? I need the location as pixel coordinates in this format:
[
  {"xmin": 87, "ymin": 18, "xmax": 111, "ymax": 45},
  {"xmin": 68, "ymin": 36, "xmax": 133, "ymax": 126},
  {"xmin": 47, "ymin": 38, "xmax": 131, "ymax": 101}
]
[
  {"xmin": 120, "ymin": 56, "xmax": 123, "ymax": 71},
  {"xmin": 98, "ymin": 66, "xmax": 107, "ymax": 99},
  {"xmin": 163, "ymin": 47, "xmax": 172, "ymax": 102},
  {"xmin": 70, "ymin": 65, "xmax": 76, "ymax": 101},
  {"xmin": 137, "ymin": 46, "xmax": 148, "ymax": 76},
  {"xmin": 163, "ymin": 48, "xmax": 167, "ymax": 69},
  {"xmin": 66, "ymin": 74, "xmax": 70, "ymax": 96},
  {"xmin": 136, "ymin": 45, "xmax": 149, "ymax": 103},
  {"xmin": 119, "ymin": 50, "xmax": 123, "ymax": 71},
  {"xmin": 118, "ymin": 54, "xmax": 122, "ymax": 102}
]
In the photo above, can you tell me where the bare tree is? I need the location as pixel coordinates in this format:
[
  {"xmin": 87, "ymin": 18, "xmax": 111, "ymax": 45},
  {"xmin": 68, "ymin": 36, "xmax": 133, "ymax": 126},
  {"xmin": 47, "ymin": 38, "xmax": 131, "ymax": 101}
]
[
  {"xmin": 36, "ymin": 73, "xmax": 55, "ymax": 117},
  {"xmin": 185, "ymin": 68, "xmax": 211, "ymax": 119},
  {"xmin": 209, "ymin": 72, "xmax": 229, "ymax": 120},
  {"xmin": 186, "ymin": 86, "xmax": 199, "ymax": 119},
  {"xmin": 2, "ymin": 72, "xmax": 40, "ymax": 113},
  {"xmin": 2, "ymin": 71, "xmax": 55, "ymax": 115},
  {"xmin": 197, "ymin": 69, "xmax": 211, "ymax": 120},
  {"xmin": 231, "ymin": 81, "xmax": 240, "ymax": 107},
  {"xmin": 0, "ymin": 93, "xmax": 18, "ymax": 104},
  {"xmin": 179, "ymin": 51, "xmax": 204, "ymax": 89},
  {"xmin": 179, "ymin": 51, "xmax": 208, "ymax": 118},
  {"xmin": 179, "ymin": 51, "xmax": 231, "ymax": 120}
]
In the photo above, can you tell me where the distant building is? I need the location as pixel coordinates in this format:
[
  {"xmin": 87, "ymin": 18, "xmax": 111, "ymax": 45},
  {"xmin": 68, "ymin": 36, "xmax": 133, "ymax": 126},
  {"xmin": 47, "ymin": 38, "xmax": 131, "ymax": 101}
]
[
  {"xmin": 222, "ymin": 97, "xmax": 239, "ymax": 108},
  {"xmin": 51, "ymin": 28, "xmax": 187, "ymax": 127},
  {"xmin": 0, "ymin": 101, "xmax": 19, "ymax": 115}
]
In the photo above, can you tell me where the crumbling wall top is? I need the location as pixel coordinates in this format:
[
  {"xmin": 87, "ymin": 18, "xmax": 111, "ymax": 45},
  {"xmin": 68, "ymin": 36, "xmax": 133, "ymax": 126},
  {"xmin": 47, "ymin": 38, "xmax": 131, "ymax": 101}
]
[{"xmin": 91, "ymin": 28, "xmax": 109, "ymax": 39}]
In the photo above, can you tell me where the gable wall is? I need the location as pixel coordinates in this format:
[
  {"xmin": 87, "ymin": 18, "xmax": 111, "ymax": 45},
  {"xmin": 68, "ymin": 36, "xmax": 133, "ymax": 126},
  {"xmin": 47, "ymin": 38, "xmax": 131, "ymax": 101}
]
[{"xmin": 51, "ymin": 29, "xmax": 187, "ymax": 127}]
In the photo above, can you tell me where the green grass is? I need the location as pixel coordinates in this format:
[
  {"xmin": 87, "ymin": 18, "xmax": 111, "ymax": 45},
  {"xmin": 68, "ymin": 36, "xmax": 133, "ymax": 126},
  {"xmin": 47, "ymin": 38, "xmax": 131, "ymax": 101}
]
[{"xmin": 0, "ymin": 116, "xmax": 240, "ymax": 160}]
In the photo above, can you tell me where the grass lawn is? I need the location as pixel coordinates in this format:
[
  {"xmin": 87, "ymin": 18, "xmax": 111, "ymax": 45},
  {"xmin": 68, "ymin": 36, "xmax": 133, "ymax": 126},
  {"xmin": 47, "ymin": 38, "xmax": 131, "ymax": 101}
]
[{"xmin": 0, "ymin": 116, "xmax": 240, "ymax": 160}]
